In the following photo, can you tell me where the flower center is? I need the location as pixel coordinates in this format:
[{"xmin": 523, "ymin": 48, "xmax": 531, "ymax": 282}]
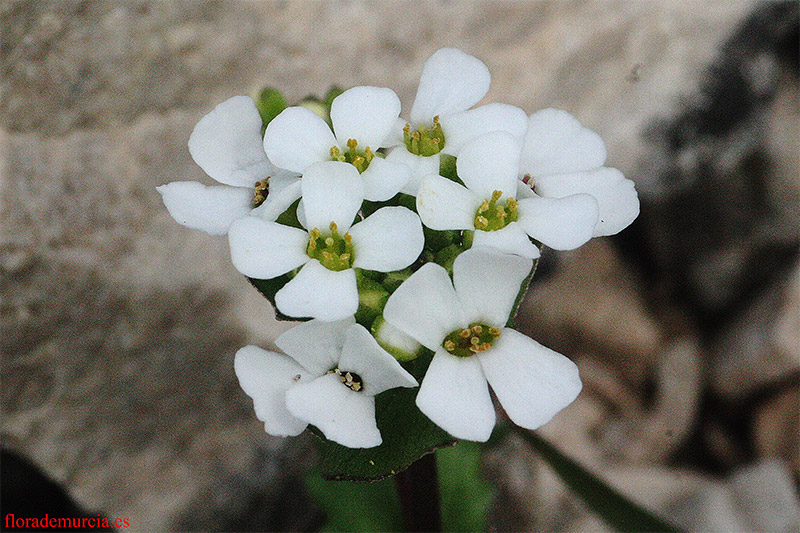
[
  {"xmin": 307, "ymin": 221, "xmax": 355, "ymax": 271},
  {"xmin": 331, "ymin": 138, "xmax": 374, "ymax": 174},
  {"xmin": 403, "ymin": 115, "xmax": 445, "ymax": 157},
  {"xmin": 329, "ymin": 368, "xmax": 363, "ymax": 392},
  {"xmin": 474, "ymin": 190, "xmax": 518, "ymax": 231},
  {"xmin": 442, "ymin": 323, "xmax": 501, "ymax": 358},
  {"xmin": 253, "ymin": 177, "xmax": 270, "ymax": 207}
]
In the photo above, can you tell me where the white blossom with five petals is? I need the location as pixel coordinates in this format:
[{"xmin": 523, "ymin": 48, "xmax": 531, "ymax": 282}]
[
  {"xmin": 519, "ymin": 109, "xmax": 640, "ymax": 237},
  {"xmin": 264, "ymin": 86, "xmax": 412, "ymax": 202},
  {"xmin": 157, "ymin": 96, "xmax": 301, "ymax": 235},
  {"xmin": 382, "ymin": 247, "xmax": 582, "ymax": 442},
  {"xmin": 384, "ymin": 48, "xmax": 529, "ymax": 195},
  {"xmin": 235, "ymin": 317, "xmax": 418, "ymax": 448},
  {"xmin": 416, "ymin": 131, "xmax": 600, "ymax": 258},
  {"xmin": 228, "ymin": 161, "xmax": 424, "ymax": 321}
]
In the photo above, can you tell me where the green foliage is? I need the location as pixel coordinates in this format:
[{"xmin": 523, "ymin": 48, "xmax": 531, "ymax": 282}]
[
  {"xmin": 306, "ymin": 473, "xmax": 403, "ymax": 532},
  {"xmin": 255, "ymin": 87, "xmax": 288, "ymax": 135},
  {"xmin": 437, "ymin": 442, "xmax": 494, "ymax": 532}
]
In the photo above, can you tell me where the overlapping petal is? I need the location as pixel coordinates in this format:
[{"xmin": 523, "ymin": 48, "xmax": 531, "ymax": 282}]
[
  {"xmin": 330, "ymin": 86, "xmax": 402, "ymax": 150},
  {"xmin": 453, "ymin": 246, "xmax": 532, "ymax": 327},
  {"xmin": 250, "ymin": 175, "xmax": 303, "ymax": 222},
  {"xmin": 439, "ymin": 103, "xmax": 528, "ymax": 156},
  {"xmin": 410, "ymin": 48, "xmax": 491, "ymax": 124},
  {"xmin": 234, "ymin": 346, "xmax": 310, "ymax": 437},
  {"xmin": 157, "ymin": 182, "xmax": 252, "ymax": 236},
  {"xmin": 349, "ymin": 207, "xmax": 424, "ymax": 272},
  {"xmin": 301, "ymin": 161, "xmax": 364, "ymax": 233},
  {"xmin": 228, "ymin": 217, "xmax": 309, "ymax": 279},
  {"xmin": 415, "ymin": 349, "xmax": 495, "ymax": 442},
  {"xmin": 479, "ymin": 329, "xmax": 582, "ymax": 430},
  {"xmin": 416, "ymin": 175, "xmax": 482, "ymax": 231},
  {"xmin": 275, "ymin": 317, "xmax": 355, "ymax": 375},
  {"xmin": 383, "ymin": 263, "xmax": 465, "ymax": 351},
  {"xmin": 264, "ymin": 106, "xmax": 337, "ymax": 173},
  {"xmin": 337, "ymin": 325, "xmax": 418, "ymax": 396},
  {"xmin": 188, "ymin": 96, "xmax": 275, "ymax": 187},
  {"xmin": 359, "ymin": 157, "xmax": 411, "ymax": 202},
  {"xmin": 457, "ymin": 131, "xmax": 520, "ymax": 200},
  {"xmin": 274, "ymin": 260, "xmax": 359, "ymax": 321},
  {"xmin": 285, "ymin": 373, "xmax": 382, "ymax": 448},
  {"xmin": 472, "ymin": 224, "xmax": 541, "ymax": 260},
  {"xmin": 533, "ymin": 168, "xmax": 640, "ymax": 237},
  {"xmin": 516, "ymin": 194, "xmax": 599, "ymax": 250},
  {"xmin": 386, "ymin": 147, "xmax": 441, "ymax": 196}
]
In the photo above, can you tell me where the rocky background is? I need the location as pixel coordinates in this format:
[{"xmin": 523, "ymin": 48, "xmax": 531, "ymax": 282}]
[{"xmin": 1, "ymin": 1, "xmax": 798, "ymax": 531}]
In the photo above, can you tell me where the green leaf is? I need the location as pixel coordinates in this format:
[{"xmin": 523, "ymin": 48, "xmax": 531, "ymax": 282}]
[
  {"xmin": 316, "ymin": 349, "xmax": 455, "ymax": 481},
  {"xmin": 519, "ymin": 431, "xmax": 682, "ymax": 532},
  {"xmin": 323, "ymin": 86, "xmax": 346, "ymax": 108},
  {"xmin": 306, "ymin": 472, "xmax": 402, "ymax": 532},
  {"xmin": 437, "ymin": 442, "xmax": 494, "ymax": 532},
  {"xmin": 506, "ymin": 258, "xmax": 538, "ymax": 328},
  {"xmin": 255, "ymin": 87, "xmax": 288, "ymax": 134}
]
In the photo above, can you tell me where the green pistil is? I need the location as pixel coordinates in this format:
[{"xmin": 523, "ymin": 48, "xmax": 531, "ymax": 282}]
[
  {"xmin": 474, "ymin": 190, "xmax": 518, "ymax": 231},
  {"xmin": 442, "ymin": 323, "xmax": 501, "ymax": 358},
  {"xmin": 307, "ymin": 221, "xmax": 355, "ymax": 271},
  {"xmin": 331, "ymin": 138, "xmax": 374, "ymax": 174},
  {"xmin": 404, "ymin": 115, "xmax": 446, "ymax": 157},
  {"xmin": 253, "ymin": 177, "xmax": 270, "ymax": 207},
  {"xmin": 329, "ymin": 368, "xmax": 363, "ymax": 392}
]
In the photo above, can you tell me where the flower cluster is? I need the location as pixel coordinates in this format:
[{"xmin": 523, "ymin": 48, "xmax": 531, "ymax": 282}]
[{"xmin": 159, "ymin": 48, "xmax": 639, "ymax": 449}]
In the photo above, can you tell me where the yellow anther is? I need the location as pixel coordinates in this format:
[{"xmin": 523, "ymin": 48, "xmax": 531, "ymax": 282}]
[
  {"xmin": 444, "ymin": 340, "xmax": 456, "ymax": 351},
  {"xmin": 459, "ymin": 329, "xmax": 471, "ymax": 338},
  {"xmin": 325, "ymin": 237, "xmax": 335, "ymax": 247},
  {"xmin": 364, "ymin": 146, "xmax": 373, "ymax": 157},
  {"xmin": 322, "ymin": 251, "xmax": 333, "ymax": 260},
  {"xmin": 489, "ymin": 327, "xmax": 501, "ymax": 337},
  {"xmin": 469, "ymin": 345, "xmax": 480, "ymax": 353},
  {"xmin": 433, "ymin": 115, "xmax": 440, "ymax": 124},
  {"xmin": 308, "ymin": 239, "xmax": 316, "ymax": 250},
  {"xmin": 498, "ymin": 211, "xmax": 507, "ymax": 218},
  {"xmin": 330, "ymin": 146, "xmax": 341, "ymax": 158},
  {"xmin": 478, "ymin": 200, "xmax": 489, "ymax": 213},
  {"xmin": 403, "ymin": 123, "xmax": 410, "ymax": 133},
  {"xmin": 347, "ymin": 138, "xmax": 358, "ymax": 149},
  {"xmin": 491, "ymin": 190, "xmax": 503, "ymax": 202},
  {"xmin": 470, "ymin": 336, "xmax": 480, "ymax": 346},
  {"xmin": 480, "ymin": 343, "xmax": 491, "ymax": 351},
  {"xmin": 344, "ymin": 233, "xmax": 352, "ymax": 244},
  {"xmin": 352, "ymin": 156, "xmax": 365, "ymax": 167},
  {"xmin": 340, "ymin": 253, "xmax": 350, "ymax": 261},
  {"xmin": 329, "ymin": 221, "xmax": 338, "ymax": 233},
  {"xmin": 475, "ymin": 216, "xmax": 489, "ymax": 230},
  {"xmin": 310, "ymin": 228, "xmax": 321, "ymax": 239},
  {"xmin": 471, "ymin": 325, "xmax": 483, "ymax": 334}
]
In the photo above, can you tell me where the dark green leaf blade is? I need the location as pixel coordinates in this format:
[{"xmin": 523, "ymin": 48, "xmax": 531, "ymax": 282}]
[
  {"xmin": 306, "ymin": 472, "xmax": 402, "ymax": 532},
  {"xmin": 520, "ymin": 431, "xmax": 681, "ymax": 532}
]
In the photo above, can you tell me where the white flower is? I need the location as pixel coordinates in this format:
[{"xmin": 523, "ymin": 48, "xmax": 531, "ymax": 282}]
[
  {"xmin": 157, "ymin": 96, "xmax": 301, "ymax": 235},
  {"xmin": 416, "ymin": 131, "xmax": 600, "ymax": 257},
  {"xmin": 384, "ymin": 48, "xmax": 529, "ymax": 195},
  {"xmin": 383, "ymin": 247, "xmax": 582, "ymax": 442},
  {"xmin": 263, "ymin": 86, "xmax": 412, "ymax": 202},
  {"xmin": 235, "ymin": 317, "xmax": 419, "ymax": 448},
  {"xmin": 519, "ymin": 109, "xmax": 640, "ymax": 236},
  {"xmin": 228, "ymin": 161, "xmax": 424, "ymax": 321}
]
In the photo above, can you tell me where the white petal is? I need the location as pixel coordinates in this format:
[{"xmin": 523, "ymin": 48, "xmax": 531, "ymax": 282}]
[
  {"xmin": 349, "ymin": 207, "xmax": 423, "ymax": 272},
  {"xmin": 472, "ymin": 223, "xmax": 541, "ymax": 260},
  {"xmin": 383, "ymin": 263, "xmax": 465, "ymax": 351},
  {"xmin": 275, "ymin": 260, "xmax": 359, "ymax": 321},
  {"xmin": 457, "ymin": 131, "xmax": 520, "ymax": 200},
  {"xmin": 386, "ymin": 147, "xmax": 441, "ymax": 196},
  {"xmin": 331, "ymin": 86, "xmax": 402, "ymax": 150},
  {"xmin": 157, "ymin": 181, "xmax": 252, "ymax": 236},
  {"xmin": 251, "ymin": 176, "xmax": 303, "ymax": 222},
  {"xmin": 301, "ymin": 161, "xmax": 364, "ymax": 233},
  {"xmin": 517, "ymin": 194, "xmax": 599, "ymax": 250},
  {"xmin": 360, "ymin": 157, "xmax": 411, "ymax": 202},
  {"xmin": 520, "ymin": 109, "xmax": 607, "ymax": 177},
  {"xmin": 416, "ymin": 174, "xmax": 482, "ymax": 231},
  {"xmin": 228, "ymin": 217, "xmax": 309, "ymax": 279},
  {"xmin": 516, "ymin": 179, "xmax": 536, "ymax": 199},
  {"xmin": 453, "ymin": 246, "xmax": 532, "ymax": 327},
  {"xmin": 533, "ymin": 167, "xmax": 640, "ymax": 236},
  {"xmin": 383, "ymin": 117, "xmax": 408, "ymax": 148},
  {"xmin": 188, "ymin": 96, "xmax": 274, "ymax": 187},
  {"xmin": 234, "ymin": 346, "xmax": 309, "ymax": 437},
  {"xmin": 439, "ymin": 103, "xmax": 528, "ymax": 156},
  {"xmin": 286, "ymin": 373, "xmax": 382, "ymax": 448},
  {"xmin": 263, "ymin": 106, "xmax": 336, "ymax": 173},
  {"xmin": 338, "ymin": 324, "xmax": 418, "ymax": 396},
  {"xmin": 275, "ymin": 317, "xmax": 356, "ymax": 375},
  {"xmin": 410, "ymin": 48, "xmax": 491, "ymax": 125},
  {"xmin": 479, "ymin": 329, "xmax": 581, "ymax": 430},
  {"xmin": 416, "ymin": 349, "xmax": 495, "ymax": 442}
]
